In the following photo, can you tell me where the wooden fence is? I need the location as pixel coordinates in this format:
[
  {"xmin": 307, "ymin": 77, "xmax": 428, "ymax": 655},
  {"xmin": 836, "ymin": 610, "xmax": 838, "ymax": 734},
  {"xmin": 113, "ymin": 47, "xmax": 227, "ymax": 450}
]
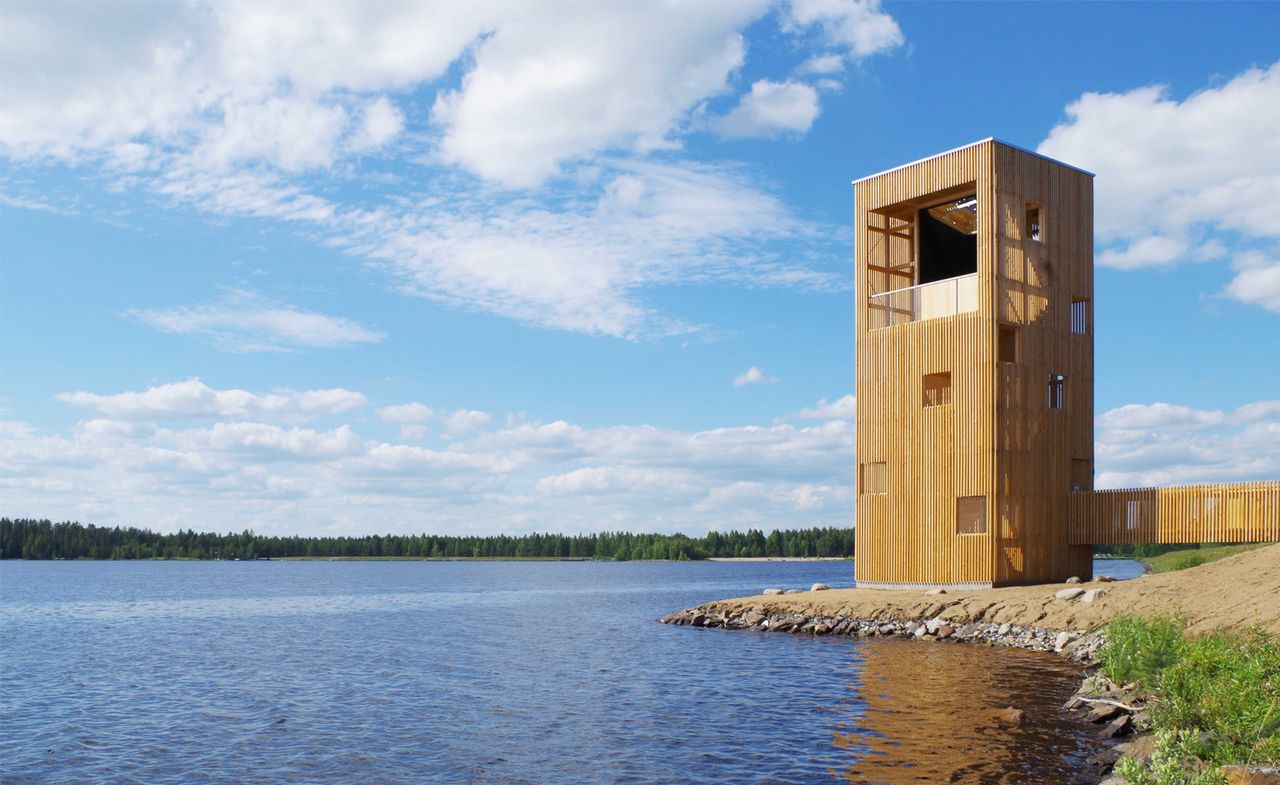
[{"xmin": 1068, "ymin": 481, "xmax": 1280, "ymax": 545}]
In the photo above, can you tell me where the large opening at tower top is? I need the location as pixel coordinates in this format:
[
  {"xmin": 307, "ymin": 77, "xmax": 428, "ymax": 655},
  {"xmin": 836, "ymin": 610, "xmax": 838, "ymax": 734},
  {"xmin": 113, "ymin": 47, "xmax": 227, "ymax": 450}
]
[
  {"xmin": 865, "ymin": 184, "xmax": 979, "ymax": 328},
  {"xmin": 918, "ymin": 195, "xmax": 978, "ymax": 284}
]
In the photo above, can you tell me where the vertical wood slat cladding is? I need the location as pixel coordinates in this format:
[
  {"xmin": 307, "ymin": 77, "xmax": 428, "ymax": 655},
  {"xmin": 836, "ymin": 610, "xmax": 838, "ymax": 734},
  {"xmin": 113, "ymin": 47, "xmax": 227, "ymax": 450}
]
[
  {"xmin": 1068, "ymin": 482, "xmax": 1280, "ymax": 545},
  {"xmin": 855, "ymin": 142, "xmax": 995, "ymax": 587},
  {"xmin": 991, "ymin": 144, "xmax": 1094, "ymax": 584},
  {"xmin": 855, "ymin": 140, "xmax": 1092, "ymax": 588}
]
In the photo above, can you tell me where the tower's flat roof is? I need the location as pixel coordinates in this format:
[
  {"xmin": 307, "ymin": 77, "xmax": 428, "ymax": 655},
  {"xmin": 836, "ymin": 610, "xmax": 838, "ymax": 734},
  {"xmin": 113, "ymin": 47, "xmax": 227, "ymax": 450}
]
[{"xmin": 851, "ymin": 137, "xmax": 1095, "ymax": 185}]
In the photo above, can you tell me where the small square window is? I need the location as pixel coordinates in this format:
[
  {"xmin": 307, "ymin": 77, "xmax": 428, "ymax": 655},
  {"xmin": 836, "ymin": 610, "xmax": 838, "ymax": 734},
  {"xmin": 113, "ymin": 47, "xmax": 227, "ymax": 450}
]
[
  {"xmin": 1049, "ymin": 374, "xmax": 1066, "ymax": 410},
  {"xmin": 923, "ymin": 372, "xmax": 952, "ymax": 407},
  {"xmin": 860, "ymin": 462, "xmax": 887, "ymax": 495},
  {"xmin": 1071, "ymin": 298, "xmax": 1089, "ymax": 335},
  {"xmin": 1026, "ymin": 203, "xmax": 1042, "ymax": 242},
  {"xmin": 957, "ymin": 496, "xmax": 987, "ymax": 534},
  {"xmin": 998, "ymin": 325, "xmax": 1017, "ymax": 363}
]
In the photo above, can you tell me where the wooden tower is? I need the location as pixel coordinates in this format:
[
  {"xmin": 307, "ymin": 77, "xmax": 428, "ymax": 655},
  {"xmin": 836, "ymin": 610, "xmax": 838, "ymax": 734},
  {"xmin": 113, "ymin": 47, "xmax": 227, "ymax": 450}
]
[{"xmin": 854, "ymin": 139, "xmax": 1095, "ymax": 588}]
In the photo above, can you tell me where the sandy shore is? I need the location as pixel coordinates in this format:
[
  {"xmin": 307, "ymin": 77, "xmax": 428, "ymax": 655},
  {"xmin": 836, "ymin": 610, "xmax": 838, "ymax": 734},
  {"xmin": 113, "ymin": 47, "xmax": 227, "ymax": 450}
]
[{"xmin": 665, "ymin": 544, "xmax": 1280, "ymax": 637}]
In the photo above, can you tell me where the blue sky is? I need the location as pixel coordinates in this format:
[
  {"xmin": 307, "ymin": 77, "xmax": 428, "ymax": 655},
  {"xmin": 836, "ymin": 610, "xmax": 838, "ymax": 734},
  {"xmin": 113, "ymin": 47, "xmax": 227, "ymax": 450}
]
[{"xmin": 2, "ymin": 1, "xmax": 1277, "ymax": 536}]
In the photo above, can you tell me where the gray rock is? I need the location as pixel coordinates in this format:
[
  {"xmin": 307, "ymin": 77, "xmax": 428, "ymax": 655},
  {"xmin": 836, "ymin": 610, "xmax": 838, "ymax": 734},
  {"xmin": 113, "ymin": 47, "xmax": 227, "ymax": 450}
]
[
  {"xmin": 1055, "ymin": 631, "xmax": 1074, "ymax": 650},
  {"xmin": 784, "ymin": 589, "xmax": 803, "ymax": 594},
  {"xmin": 1081, "ymin": 588, "xmax": 1108, "ymax": 604},
  {"xmin": 762, "ymin": 588, "xmax": 784, "ymax": 595},
  {"xmin": 1219, "ymin": 765, "xmax": 1280, "ymax": 785},
  {"xmin": 877, "ymin": 624, "xmax": 895, "ymax": 635},
  {"xmin": 1055, "ymin": 587, "xmax": 1085, "ymax": 601},
  {"xmin": 1088, "ymin": 703, "xmax": 1124, "ymax": 723},
  {"xmin": 1065, "ymin": 576, "xmax": 1082, "ymax": 584},
  {"xmin": 957, "ymin": 623, "xmax": 982, "ymax": 639},
  {"xmin": 912, "ymin": 624, "xmax": 928, "ymax": 639},
  {"xmin": 742, "ymin": 611, "xmax": 766, "ymax": 625},
  {"xmin": 810, "ymin": 583, "xmax": 830, "ymax": 592},
  {"xmin": 812, "ymin": 623, "xmax": 831, "ymax": 635},
  {"xmin": 925, "ymin": 618, "xmax": 944, "ymax": 634},
  {"xmin": 1100, "ymin": 714, "xmax": 1132, "ymax": 739}
]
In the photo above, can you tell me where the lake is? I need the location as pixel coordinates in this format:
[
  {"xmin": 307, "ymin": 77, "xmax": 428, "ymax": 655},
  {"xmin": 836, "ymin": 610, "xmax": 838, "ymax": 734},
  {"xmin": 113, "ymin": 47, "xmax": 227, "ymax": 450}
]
[{"xmin": 0, "ymin": 559, "xmax": 1143, "ymax": 784}]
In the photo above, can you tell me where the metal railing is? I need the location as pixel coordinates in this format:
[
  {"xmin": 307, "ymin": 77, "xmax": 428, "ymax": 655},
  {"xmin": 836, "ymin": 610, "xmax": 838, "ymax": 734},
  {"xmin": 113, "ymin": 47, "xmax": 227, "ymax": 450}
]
[{"xmin": 867, "ymin": 273, "xmax": 978, "ymax": 328}]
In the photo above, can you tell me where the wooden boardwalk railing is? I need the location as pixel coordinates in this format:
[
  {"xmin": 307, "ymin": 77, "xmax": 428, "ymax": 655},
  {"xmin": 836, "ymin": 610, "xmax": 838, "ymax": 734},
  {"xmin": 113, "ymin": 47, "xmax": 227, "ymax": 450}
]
[{"xmin": 1068, "ymin": 481, "xmax": 1280, "ymax": 545}]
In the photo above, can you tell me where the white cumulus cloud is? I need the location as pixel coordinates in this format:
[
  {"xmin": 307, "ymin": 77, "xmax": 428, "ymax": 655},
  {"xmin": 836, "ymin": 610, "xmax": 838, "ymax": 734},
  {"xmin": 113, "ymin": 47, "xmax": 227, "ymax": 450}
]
[
  {"xmin": 713, "ymin": 80, "xmax": 821, "ymax": 139},
  {"xmin": 56, "ymin": 379, "xmax": 367, "ymax": 420},
  {"xmin": 787, "ymin": 394, "xmax": 855, "ymax": 420},
  {"xmin": 734, "ymin": 366, "xmax": 780, "ymax": 387},
  {"xmin": 1039, "ymin": 61, "xmax": 1280, "ymax": 313}
]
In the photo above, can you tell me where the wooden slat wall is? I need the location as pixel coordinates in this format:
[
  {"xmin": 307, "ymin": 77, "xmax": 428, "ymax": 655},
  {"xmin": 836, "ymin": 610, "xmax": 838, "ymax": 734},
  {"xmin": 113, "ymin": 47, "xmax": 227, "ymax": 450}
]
[
  {"xmin": 1069, "ymin": 481, "xmax": 1280, "ymax": 545},
  {"xmin": 855, "ymin": 142, "xmax": 996, "ymax": 586},
  {"xmin": 991, "ymin": 144, "xmax": 1095, "ymax": 584}
]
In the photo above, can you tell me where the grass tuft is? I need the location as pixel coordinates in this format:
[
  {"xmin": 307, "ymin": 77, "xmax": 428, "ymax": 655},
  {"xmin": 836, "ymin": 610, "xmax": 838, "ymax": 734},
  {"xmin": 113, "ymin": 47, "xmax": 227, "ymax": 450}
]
[{"xmin": 1101, "ymin": 616, "xmax": 1280, "ymax": 784}]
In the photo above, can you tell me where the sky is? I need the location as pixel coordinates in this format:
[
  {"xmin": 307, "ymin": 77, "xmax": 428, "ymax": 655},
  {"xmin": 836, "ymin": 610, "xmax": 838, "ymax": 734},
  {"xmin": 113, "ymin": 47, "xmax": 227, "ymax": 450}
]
[{"xmin": 1, "ymin": 1, "xmax": 1278, "ymax": 537}]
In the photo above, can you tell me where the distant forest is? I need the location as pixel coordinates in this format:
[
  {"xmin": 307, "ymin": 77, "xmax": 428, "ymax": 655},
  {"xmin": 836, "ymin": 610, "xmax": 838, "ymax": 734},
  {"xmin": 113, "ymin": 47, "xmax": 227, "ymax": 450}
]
[{"xmin": 0, "ymin": 518, "xmax": 854, "ymax": 561}]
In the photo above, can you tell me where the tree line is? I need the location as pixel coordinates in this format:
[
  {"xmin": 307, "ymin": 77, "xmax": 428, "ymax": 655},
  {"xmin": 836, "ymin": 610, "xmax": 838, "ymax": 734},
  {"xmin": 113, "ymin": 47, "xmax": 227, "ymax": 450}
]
[{"xmin": 0, "ymin": 518, "xmax": 854, "ymax": 561}]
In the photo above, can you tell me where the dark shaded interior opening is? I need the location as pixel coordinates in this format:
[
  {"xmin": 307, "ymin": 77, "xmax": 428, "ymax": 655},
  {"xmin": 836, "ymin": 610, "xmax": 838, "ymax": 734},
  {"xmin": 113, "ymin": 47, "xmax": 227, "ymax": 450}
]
[{"xmin": 918, "ymin": 195, "xmax": 978, "ymax": 284}]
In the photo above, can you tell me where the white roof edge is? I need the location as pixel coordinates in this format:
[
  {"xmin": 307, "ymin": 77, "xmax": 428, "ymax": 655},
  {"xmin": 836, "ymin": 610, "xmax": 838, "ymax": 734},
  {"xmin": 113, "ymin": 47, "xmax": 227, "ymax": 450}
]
[{"xmin": 850, "ymin": 137, "xmax": 1094, "ymax": 185}]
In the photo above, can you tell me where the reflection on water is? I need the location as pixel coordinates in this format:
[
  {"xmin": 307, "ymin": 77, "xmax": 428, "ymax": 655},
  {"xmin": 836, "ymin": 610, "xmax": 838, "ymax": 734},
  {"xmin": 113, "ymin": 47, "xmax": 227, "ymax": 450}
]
[
  {"xmin": 1, "ymin": 560, "xmax": 1133, "ymax": 785},
  {"xmin": 833, "ymin": 638, "xmax": 1102, "ymax": 784}
]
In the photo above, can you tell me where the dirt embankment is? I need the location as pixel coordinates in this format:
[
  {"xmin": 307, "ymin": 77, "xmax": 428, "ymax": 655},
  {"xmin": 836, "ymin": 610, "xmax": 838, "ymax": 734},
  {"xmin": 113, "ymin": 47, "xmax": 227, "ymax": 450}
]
[{"xmin": 670, "ymin": 544, "xmax": 1280, "ymax": 636}]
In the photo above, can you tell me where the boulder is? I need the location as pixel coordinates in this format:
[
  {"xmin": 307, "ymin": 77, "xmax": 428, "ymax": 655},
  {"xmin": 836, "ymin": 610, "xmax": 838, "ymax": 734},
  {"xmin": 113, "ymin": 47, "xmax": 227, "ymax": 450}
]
[
  {"xmin": 1117, "ymin": 734, "xmax": 1157, "ymax": 766},
  {"xmin": 925, "ymin": 618, "xmax": 945, "ymax": 634},
  {"xmin": 763, "ymin": 588, "xmax": 784, "ymax": 595},
  {"xmin": 784, "ymin": 589, "xmax": 803, "ymax": 594},
  {"xmin": 935, "ymin": 625, "xmax": 954, "ymax": 640},
  {"xmin": 1221, "ymin": 766, "xmax": 1280, "ymax": 785},
  {"xmin": 957, "ymin": 623, "xmax": 982, "ymax": 639},
  {"xmin": 1081, "ymin": 589, "xmax": 1108, "ymax": 604},
  {"xmin": 912, "ymin": 624, "xmax": 928, "ymax": 639},
  {"xmin": 810, "ymin": 583, "xmax": 830, "ymax": 592},
  {"xmin": 690, "ymin": 613, "xmax": 707, "ymax": 628},
  {"xmin": 997, "ymin": 623, "xmax": 1011, "ymax": 636},
  {"xmin": 1097, "ymin": 575, "xmax": 1117, "ymax": 583},
  {"xmin": 1054, "ymin": 632, "xmax": 1074, "ymax": 650},
  {"xmin": 1088, "ymin": 703, "xmax": 1125, "ymax": 723},
  {"xmin": 743, "ymin": 611, "xmax": 766, "ymax": 625},
  {"xmin": 1055, "ymin": 587, "xmax": 1085, "ymax": 601},
  {"xmin": 1065, "ymin": 576, "xmax": 1082, "ymax": 584},
  {"xmin": 1100, "ymin": 714, "xmax": 1132, "ymax": 739}
]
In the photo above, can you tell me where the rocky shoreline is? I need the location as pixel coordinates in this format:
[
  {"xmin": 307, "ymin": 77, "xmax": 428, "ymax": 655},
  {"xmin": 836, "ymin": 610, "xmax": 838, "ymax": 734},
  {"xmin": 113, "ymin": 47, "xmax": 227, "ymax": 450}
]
[{"xmin": 660, "ymin": 588, "xmax": 1148, "ymax": 783}]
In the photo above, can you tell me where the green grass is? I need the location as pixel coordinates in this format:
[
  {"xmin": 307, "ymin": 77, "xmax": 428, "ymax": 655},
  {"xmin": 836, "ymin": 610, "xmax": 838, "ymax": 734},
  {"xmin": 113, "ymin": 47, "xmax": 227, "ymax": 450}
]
[
  {"xmin": 1101, "ymin": 616, "xmax": 1280, "ymax": 784},
  {"xmin": 1142, "ymin": 544, "xmax": 1270, "ymax": 574}
]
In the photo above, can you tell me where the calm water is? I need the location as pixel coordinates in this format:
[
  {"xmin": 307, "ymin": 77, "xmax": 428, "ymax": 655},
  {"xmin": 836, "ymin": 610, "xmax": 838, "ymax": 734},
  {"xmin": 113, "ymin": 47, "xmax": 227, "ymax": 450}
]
[{"xmin": 1, "ymin": 559, "xmax": 1142, "ymax": 785}]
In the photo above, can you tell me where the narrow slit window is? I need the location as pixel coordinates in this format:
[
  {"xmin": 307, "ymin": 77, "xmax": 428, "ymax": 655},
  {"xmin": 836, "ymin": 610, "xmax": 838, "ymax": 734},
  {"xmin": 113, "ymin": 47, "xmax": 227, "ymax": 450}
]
[
  {"xmin": 957, "ymin": 496, "xmax": 987, "ymax": 535},
  {"xmin": 1048, "ymin": 374, "xmax": 1066, "ymax": 410},
  {"xmin": 922, "ymin": 372, "xmax": 952, "ymax": 407},
  {"xmin": 1026, "ymin": 203, "xmax": 1042, "ymax": 242},
  {"xmin": 1071, "ymin": 298, "xmax": 1089, "ymax": 335},
  {"xmin": 998, "ymin": 325, "xmax": 1017, "ymax": 363},
  {"xmin": 1125, "ymin": 500, "xmax": 1140, "ymax": 531},
  {"xmin": 860, "ymin": 462, "xmax": 887, "ymax": 495},
  {"xmin": 1071, "ymin": 459, "xmax": 1091, "ymax": 492}
]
